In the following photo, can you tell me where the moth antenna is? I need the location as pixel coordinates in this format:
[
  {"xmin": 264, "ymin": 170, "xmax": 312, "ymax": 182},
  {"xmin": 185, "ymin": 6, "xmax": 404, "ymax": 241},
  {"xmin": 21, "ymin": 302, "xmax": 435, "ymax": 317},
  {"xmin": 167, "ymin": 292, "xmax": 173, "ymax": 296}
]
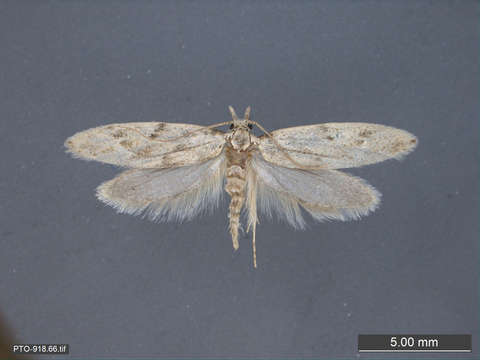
[
  {"xmin": 244, "ymin": 106, "xmax": 251, "ymax": 120},
  {"xmin": 204, "ymin": 121, "xmax": 233, "ymax": 131},
  {"xmin": 228, "ymin": 105, "xmax": 238, "ymax": 121},
  {"xmin": 250, "ymin": 120, "xmax": 322, "ymax": 170},
  {"xmin": 115, "ymin": 121, "xmax": 232, "ymax": 144}
]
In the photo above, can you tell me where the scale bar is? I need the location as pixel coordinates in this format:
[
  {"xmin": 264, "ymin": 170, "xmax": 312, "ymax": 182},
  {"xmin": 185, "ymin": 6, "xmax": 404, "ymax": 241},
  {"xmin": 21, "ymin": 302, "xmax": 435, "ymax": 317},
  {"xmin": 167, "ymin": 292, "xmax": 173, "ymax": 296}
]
[{"xmin": 359, "ymin": 350, "xmax": 471, "ymax": 353}]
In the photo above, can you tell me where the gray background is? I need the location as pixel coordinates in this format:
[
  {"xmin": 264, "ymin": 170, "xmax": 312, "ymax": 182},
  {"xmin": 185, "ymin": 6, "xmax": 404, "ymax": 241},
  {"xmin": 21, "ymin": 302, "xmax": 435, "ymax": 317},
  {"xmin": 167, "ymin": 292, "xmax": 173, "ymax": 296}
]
[{"xmin": 0, "ymin": 1, "xmax": 478, "ymax": 359}]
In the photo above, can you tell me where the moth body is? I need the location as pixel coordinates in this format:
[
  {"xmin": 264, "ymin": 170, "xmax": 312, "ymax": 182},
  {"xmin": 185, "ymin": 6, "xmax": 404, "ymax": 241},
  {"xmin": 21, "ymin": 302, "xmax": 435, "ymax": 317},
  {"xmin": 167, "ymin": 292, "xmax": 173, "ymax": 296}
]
[
  {"xmin": 224, "ymin": 148, "xmax": 247, "ymax": 251},
  {"xmin": 65, "ymin": 105, "xmax": 417, "ymax": 268},
  {"xmin": 224, "ymin": 106, "xmax": 258, "ymax": 251}
]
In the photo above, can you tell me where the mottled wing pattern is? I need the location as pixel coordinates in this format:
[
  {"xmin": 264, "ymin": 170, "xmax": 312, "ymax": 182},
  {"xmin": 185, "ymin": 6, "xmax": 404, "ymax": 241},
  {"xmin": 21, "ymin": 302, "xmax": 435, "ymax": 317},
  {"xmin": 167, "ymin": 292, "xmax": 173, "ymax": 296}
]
[
  {"xmin": 258, "ymin": 123, "xmax": 417, "ymax": 169},
  {"xmin": 97, "ymin": 155, "xmax": 226, "ymax": 222},
  {"xmin": 250, "ymin": 153, "xmax": 380, "ymax": 229},
  {"xmin": 65, "ymin": 122, "xmax": 226, "ymax": 168}
]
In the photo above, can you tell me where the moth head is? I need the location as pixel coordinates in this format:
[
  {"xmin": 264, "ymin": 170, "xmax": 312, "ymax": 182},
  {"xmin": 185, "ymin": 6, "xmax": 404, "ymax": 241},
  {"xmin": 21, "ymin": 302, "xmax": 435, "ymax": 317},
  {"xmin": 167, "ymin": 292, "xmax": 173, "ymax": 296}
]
[
  {"xmin": 228, "ymin": 105, "xmax": 253, "ymax": 150},
  {"xmin": 228, "ymin": 106, "xmax": 253, "ymax": 131}
]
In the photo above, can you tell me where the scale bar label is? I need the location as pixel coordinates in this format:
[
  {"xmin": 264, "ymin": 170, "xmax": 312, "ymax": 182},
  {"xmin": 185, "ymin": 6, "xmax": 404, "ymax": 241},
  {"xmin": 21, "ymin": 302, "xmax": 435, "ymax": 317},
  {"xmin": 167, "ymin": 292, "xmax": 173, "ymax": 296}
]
[{"xmin": 358, "ymin": 334, "xmax": 471, "ymax": 352}]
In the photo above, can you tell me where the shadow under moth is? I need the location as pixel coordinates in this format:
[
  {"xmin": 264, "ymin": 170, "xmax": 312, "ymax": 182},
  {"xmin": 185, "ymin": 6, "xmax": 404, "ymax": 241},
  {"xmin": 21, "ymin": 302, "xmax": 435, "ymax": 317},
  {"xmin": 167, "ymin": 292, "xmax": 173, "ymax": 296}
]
[{"xmin": 65, "ymin": 106, "xmax": 417, "ymax": 268}]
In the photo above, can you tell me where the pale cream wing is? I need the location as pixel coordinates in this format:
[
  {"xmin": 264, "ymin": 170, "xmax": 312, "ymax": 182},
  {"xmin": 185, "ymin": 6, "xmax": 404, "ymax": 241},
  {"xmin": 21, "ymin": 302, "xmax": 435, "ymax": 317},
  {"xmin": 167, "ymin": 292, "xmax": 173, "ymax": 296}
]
[
  {"xmin": 65, "ymin": 122, "xmax": 226, "ymax": 168},
  {"xmin": 96, "ymin": 155, "xmax": 226, "ymax": 222},
  {"xmin": 250, "ymin": 153, "xmax": 381, "ymax": 229},
  {"xmin": 258, "ymin": 123, "xmax": 417, "ymax": 169}
]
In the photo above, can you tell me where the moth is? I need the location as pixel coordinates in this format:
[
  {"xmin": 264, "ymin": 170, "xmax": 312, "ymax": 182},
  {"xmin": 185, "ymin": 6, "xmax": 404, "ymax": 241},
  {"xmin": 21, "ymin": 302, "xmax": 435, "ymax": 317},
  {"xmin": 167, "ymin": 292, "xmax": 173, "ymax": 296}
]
[{"xmin": 65, "ymin": 106, "xmax": 417, "ymax": 268}]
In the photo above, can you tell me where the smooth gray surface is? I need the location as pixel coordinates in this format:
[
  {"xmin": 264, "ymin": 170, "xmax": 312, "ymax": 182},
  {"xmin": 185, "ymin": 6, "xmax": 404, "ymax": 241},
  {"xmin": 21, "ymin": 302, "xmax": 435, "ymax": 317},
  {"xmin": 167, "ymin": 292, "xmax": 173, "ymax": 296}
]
[{"xmin": 0, "ymin": 1, "xmax": 478, "ymax": 359}]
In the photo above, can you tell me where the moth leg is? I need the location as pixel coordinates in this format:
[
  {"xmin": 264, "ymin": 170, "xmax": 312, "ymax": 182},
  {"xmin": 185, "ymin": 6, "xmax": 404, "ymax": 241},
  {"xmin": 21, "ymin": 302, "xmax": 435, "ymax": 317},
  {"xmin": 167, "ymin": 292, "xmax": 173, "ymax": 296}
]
[
  {"xmin": 252, "ymin": 221, "xmax": 257, "ymax": 268},
  {"xmin": 246, "ymin": 160, "xmax": 259, "ymax": 268}
]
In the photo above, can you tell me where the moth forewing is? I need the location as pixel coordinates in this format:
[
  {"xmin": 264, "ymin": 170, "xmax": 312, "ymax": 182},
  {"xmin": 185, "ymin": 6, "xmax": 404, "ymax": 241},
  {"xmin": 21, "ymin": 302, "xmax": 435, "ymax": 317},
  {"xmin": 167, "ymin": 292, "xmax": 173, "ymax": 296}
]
[
  {"xmin": 258, "ymin": 123, "xmax": 418, "ymax": 170},
  {"xmin": 65, "ymin": 122, "xmax": 226, "ymax": 168}
]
